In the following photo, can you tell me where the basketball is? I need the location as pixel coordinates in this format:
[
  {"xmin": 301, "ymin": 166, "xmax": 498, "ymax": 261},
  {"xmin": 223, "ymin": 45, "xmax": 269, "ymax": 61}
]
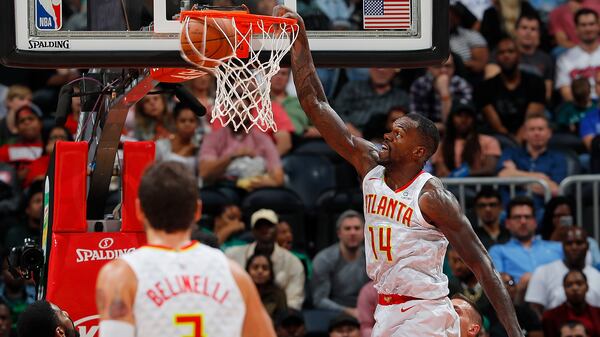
[{"xmin": 180, "ymin": 17, "xmax": 237, "ymax": 69}]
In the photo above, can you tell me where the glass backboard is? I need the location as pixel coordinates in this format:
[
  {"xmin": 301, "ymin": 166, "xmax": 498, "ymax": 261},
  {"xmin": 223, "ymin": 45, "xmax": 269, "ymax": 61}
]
[{"xmin": 1, "ymin": 0, "xmax": 448, "ymax": 68}]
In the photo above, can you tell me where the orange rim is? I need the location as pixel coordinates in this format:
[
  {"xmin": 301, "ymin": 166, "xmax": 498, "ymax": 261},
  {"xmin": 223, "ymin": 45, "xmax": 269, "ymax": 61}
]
[{"xmin": 180, "ymin": 10, "xmax": 298, "ymax": 31}]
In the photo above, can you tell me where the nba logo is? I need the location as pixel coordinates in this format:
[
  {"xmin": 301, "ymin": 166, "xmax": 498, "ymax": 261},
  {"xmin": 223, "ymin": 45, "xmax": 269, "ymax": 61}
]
[{"xmin": 36, "ymin": 0, "xmax": 62, "ymax": 30}]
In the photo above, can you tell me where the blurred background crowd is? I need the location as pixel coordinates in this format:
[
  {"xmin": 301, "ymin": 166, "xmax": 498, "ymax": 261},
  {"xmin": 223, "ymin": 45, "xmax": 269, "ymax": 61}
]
[{"xmin": 2, "ymin": 0, "xmax": 600, "ymax": 336}]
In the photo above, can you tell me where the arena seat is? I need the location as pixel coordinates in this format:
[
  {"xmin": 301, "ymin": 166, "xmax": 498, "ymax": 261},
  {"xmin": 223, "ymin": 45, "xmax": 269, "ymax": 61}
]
[
  {"xmin": 294, "ymin": 139, "xmax": 341, "ymax": 162},
  {"xmin": 492, "ymin": 133, "xmax": 520, "ymax": 151},
  {"xmin": 198, "ymin": 187, "xmax": 234, "ymax": 229},
  {"xmin": 549, "ymin": 132, "xmax": 587, "ymax": 154},
  {"xmin": 559, "ymin": 148, "xmax": 583, "ymax": 177},
  {"xmin": 241, "ymin": 188, "xmax": 306, "ymax": 248},
  {"xmin": 313, "ymin": 188, "xmax": 363, "ymax": 252},
  {"xmin": 282, "ymin": 154, "xmax": 336, "ymax": 209}
]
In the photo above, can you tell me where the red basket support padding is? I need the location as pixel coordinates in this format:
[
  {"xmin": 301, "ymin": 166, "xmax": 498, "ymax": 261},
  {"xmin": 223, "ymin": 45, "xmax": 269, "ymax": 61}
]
[
  {"xmin": 52, "ymin": 141, "xmax": 87, "ymax": 233},
  {"xmin": 45, "ymin": 232, "xmax": 146, "ymax": 337},
  {"xmin": 121, "ymin": 141, "xmax": 155, "ymax": 232}
]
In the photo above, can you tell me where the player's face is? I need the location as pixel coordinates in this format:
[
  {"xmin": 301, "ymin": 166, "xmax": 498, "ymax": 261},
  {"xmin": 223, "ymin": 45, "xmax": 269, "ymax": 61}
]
[
  {"xmin": 561, "ymin": 325, "xmax": 588, "ymax": 337},
  {"xmin": 506, "ymin": 205, "xmax": 536, "ymax": 241},
  {"xmin": 563, "ymin": 229, "xmax": 589, "ymax": 264},
  {"xmin": 247, "ymin": 256, "xmax": 271, "ymax": 285},
  {"xmin": 50, "ymin": 303, "xmax": 79, "ymax": 337},
  {"xmin": 451, "ymin": 298, "xmax": 480, "ymax": 337},
  {"xmin": 475, "ymin": 197, "xmax": 502, "ymax": 226},
  {"xmin": 564, "ymin": 272, "xmax": 588, "ymax": 305},
  {"xmin": 0, "ymin": 305, "xmax": 11, "ymax": 337},
  {"xmin": 337, "ymin": 217, "xmax": 364, "ymax": 250},
  {"xmin": 379, "ymin": 117, "xmax": 420, "ymax": 165},
  {"xmin": 276, "ymin": 221, "xmax": 294, "ymax": 250}
]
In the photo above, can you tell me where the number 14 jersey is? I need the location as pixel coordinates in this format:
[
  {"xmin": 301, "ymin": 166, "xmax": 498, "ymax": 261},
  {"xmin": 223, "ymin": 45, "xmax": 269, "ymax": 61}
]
[{"xmin": 362, "ymin": 166, "xmax": 449, "ymax": 300}]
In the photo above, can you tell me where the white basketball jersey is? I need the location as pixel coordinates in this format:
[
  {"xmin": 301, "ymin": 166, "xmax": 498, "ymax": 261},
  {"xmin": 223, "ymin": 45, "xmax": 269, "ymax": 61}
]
[
  {"xmin": 362, "ymin": 166, "xmax": 449, "ymax": 299},
  {"xmin": 120, "ymin": 241, "xmax": 245, "ymax": 337}
]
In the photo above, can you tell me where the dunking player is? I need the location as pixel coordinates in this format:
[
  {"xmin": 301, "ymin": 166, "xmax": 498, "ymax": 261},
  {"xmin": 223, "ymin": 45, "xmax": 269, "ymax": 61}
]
[
  {"xmin": 275, "ymin": 7, "xmax": 523, "ymax": 337},
  {"xmin": 95, "ymin": 161, "xmax": 275, "ymax": 337}
]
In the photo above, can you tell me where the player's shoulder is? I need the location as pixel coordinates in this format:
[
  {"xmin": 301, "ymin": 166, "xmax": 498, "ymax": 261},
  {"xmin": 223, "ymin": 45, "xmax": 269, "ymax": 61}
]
[{"xmin": 97, "ymin": 258, "xmax": 136, "ymax": 285}]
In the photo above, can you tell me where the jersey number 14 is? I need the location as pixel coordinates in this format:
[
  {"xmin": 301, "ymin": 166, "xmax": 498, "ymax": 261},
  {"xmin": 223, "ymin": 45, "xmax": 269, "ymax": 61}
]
[{"xmin": 368, "ymin": 226, "xmax": 393, "ymax": 262}]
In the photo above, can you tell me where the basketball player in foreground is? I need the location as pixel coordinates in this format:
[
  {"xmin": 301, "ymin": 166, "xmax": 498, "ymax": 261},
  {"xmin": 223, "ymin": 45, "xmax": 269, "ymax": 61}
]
[
  {"xmin": 275, "ymin": 7, "xmax": 523, "ymax": 337},
  {"xmin": 95, "ymin": 161, "xmax": 275, "ymax": 337}
]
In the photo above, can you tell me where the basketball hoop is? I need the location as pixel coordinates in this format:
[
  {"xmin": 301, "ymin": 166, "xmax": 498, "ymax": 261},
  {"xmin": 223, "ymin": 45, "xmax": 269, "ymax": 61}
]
[{"xmin": 179, "ymin": 8, "xmax": 298, "ymax": 133}]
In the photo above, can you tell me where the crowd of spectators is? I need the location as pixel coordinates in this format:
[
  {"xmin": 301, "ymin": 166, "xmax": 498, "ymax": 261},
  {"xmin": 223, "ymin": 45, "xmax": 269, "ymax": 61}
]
[{"xmin": 3, "ymin": 0, "xmax": 600, "ymax": 336}]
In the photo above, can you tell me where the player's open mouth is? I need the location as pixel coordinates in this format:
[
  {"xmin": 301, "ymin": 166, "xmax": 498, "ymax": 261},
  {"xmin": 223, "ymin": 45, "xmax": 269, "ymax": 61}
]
[{"xmin": 381, "ymin": 143, "xmax": 389, "ymax": 151}]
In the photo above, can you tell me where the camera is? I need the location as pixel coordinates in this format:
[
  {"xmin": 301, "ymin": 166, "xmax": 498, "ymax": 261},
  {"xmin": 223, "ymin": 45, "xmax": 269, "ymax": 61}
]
[{"xmin": 8, "ymin": 238, "xmax": 44, "ymax": 281}]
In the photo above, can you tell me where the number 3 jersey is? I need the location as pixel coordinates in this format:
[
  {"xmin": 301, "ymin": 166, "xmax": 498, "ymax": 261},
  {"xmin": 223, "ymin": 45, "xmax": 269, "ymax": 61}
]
[
  {"xmin": 362, "ymin": 166, "xmax": 449, "ymax": 300},
  {"xmin": 120, "ymin": 241, "xmax": 245, "ymax": 337}
]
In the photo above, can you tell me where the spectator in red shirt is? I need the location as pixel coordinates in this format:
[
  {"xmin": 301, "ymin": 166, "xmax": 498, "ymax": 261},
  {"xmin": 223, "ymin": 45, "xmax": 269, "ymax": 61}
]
[
  {"xmin": 549, "ymin": 0, "xmax": 600, "ymax": 50},
  {"xmin": 542, "ymin": 269, "xmax": 600, "ymax": 337},
  {"xmin": 0, "ymin": 105, "xmax": 43, "ymax": 181},
  {"xmin": 23, "ymin": 126, "xmax": 71, "ymax": 188},
  {"xmin": 199, "ymin": 122, "xmax": 284, "ymax": 193}
]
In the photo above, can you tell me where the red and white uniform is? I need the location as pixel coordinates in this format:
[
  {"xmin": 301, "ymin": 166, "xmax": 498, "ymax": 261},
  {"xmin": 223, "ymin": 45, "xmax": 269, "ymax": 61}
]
[
  {"xmin": 120, "ymin": 241, "xmax": 245, "ymax": 337},
  {"xmin": 362, "ymin": 166, "xmax": 459, "ymax": 337}
]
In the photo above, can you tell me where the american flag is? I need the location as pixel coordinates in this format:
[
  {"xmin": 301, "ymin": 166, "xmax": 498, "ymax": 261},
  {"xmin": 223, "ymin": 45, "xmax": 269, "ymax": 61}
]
[{"xmin": 363, "ymin": 0, "xmax": 411, "ymax": 30}]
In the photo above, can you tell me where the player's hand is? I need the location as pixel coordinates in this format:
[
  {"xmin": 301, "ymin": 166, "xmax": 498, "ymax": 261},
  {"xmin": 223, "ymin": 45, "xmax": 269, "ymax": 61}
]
[{"xmin": 273, "ymin": 5, "xmax": 306, "ymax": 31}]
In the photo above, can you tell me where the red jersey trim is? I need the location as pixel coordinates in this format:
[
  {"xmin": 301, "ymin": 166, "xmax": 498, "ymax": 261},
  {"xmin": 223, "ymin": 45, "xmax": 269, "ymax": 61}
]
[
  {"xmin": 141, "ymin": 240, "xmax": 199, "ymax": 252},
  {"xmin": 394, "ymin": 171, "xmax": 425, "ymax": 193}
]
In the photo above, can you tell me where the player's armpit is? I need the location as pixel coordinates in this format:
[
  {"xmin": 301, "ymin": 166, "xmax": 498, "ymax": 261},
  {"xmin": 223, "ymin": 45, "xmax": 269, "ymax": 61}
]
[
  {"xmin": 228, "ymin": 260, "xmax": 276, "ymax": 337},
  {"xmin": 96, "ymin": 259, "xmax": 137, "ymax": 325}
]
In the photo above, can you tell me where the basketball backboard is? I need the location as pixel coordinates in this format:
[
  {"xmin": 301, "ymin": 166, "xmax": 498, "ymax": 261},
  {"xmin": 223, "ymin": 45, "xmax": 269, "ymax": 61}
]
[{"xmin": 1, "ymin": 0, "xmax": 448, "ymax": 68}]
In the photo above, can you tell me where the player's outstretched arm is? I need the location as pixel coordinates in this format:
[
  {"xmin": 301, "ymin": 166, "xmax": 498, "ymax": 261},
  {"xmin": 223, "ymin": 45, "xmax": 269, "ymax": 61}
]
[
  {"xmin": 419, "ymin": 179, "xmax": 524, "ymax": 337},
  {"xmin": 229, "ymin": 260, "xmax": 277, "ymax": 337},
  {"xmin": 96, "ymin": 259, "xmax": 137, "ymax": 337},
  {"xmin": 274, "ymin": 6, "xmax": 378, "ymax": 177}
]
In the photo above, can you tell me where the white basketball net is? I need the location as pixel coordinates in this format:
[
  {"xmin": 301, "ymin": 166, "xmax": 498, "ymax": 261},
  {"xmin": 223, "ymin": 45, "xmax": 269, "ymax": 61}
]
[{"xmin": 181, "ymin": 14, "xmax": 299, "ymax": 133}]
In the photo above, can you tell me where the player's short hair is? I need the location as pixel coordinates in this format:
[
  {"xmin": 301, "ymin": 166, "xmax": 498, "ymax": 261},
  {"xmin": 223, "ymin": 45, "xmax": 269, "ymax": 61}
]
[
  {"xmin": 405, "ymin": 113, "xmax": 440, "ymax": 160},
  {"xmin": 336, "ymin": 210, "xmax": 364, "ymax": 230},
  {"xmin": 138, "ymin": 161, "xmax": 199, "ymax": 233},
  {"xmin": 17, "ymin": 300, "xmax": 59, "ymax": 337},
  {"xmin": 515, "ymin": 12, "xmax": 541, "ymax": 29},
  {"xmin": 451, "ymin": 294, "xmax": 483, "ymax": 327},
  {"xmin": 563, "ymin": 268, "xmax": 587, "ymax": 285},
  {"xmin": 474, "ymin": 187, "xmax": 501, "ymax": 203},
  {"xmin": 506, "ymin": 195, "xmax": 534, "ymax": 218},
  {"xmin": 524, "ymin": 111, "xmax": 549, "ymax": 126},
  {"xmin": 575, "ymin": 8, "xmax": 598, "ymax": 25}
]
